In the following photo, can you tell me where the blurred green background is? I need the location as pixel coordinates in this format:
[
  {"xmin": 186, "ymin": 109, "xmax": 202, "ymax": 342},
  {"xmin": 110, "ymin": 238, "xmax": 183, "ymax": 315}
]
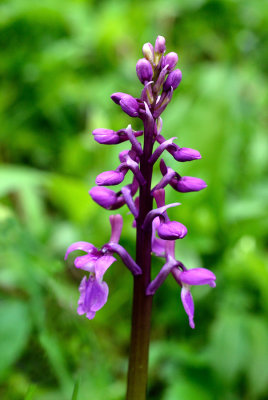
[{"xmin": 0, "ymin": 0, "xmax": 268, "ymax": 399}]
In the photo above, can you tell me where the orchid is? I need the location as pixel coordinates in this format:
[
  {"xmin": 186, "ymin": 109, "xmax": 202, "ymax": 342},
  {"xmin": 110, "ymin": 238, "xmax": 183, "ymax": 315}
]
[{"xmin": 66, "ymin": 35, "xmax": 215, "ymax": 399}]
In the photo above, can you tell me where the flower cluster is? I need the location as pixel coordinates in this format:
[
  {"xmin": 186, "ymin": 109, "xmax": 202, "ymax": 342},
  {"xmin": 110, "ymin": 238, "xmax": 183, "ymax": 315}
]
[{"xmin": 65, "ymin": 36, "xmax": 216, "ymax": 328}]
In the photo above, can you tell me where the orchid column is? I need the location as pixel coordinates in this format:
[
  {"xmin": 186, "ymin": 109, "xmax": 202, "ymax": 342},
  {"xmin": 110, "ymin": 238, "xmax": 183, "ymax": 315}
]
[{"xmin": 65, "ymin": 36, "xmax": 216, "ymax": 400}]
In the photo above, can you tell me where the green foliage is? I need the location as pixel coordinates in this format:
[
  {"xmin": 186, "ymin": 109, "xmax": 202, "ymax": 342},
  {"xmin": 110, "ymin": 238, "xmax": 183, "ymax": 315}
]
[{"xmin": 0, "ymin": 0, "xmax": 267, "ymax": 399}]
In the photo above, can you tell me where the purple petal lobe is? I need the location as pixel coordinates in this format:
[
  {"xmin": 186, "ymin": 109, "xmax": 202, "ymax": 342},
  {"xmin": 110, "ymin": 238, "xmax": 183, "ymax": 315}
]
[
  {"xmin": 176, "ymin": 176, "xmax": 207, "ymax": 192},
  {"xmin": 77, "ymin": 276, "xmax": 109, "ymax": 319},
  {"xmin": 163, "ymin": 69, "xmax": 182, "ymax": 91},
  {"xmin": 89, "ymin": 187, "xmax": 117, "ymax": 209},
  {"xmin": 161, "ymin": 52, "xmax": 178, "ymax": 71},
  {"xmin": 173, "ymin": 147, "xmax": 202, "ymax": 162},
  {"xmin": 92, "ymin": 128, "xmax": 120, "ymax": 145},
  {"xmin": 109, "ymin": 214, "xmax": 123, "ymax": 243},
  {"xmin": 119, "ymin": 95, "xmax": 140, "ymax": 117},
  {"xmin": 95, "ymin": 255, "xmax": 116, "ymax": 281},
  {"xmin": 136, "ymin": 58, "xmax": 153, "ymax": 84},
  {"xmin": 181, "ymin": 286, "xmax": 195, "ymax": 329},
  {"xmin": 96, "ymin": 170, "xmax": 125, "ymax": 186},
  {"xmin": 111, "ymin": 92, "xmax": 126, "ymax": 105},
  {"xmin": 65, "ymin": 241, "xmax": 97, "ymax": 260},
  {"xmin": 142, "ymin": 42, "xmax": 154, "ymax": 63},
  {"xmin": 74, "ymin": 253, "xmax": 100, "ymax": 272},
  {"xmin": 155, "ymin": 35, "xmax": 166, "ymax": 53},
  {"xmin": 179, "ymin": 268, "xmax": 216, "ymax": 287},
  {"xmin": 157, "ymin": 221, "xmax": 187, "ymax": 240}
]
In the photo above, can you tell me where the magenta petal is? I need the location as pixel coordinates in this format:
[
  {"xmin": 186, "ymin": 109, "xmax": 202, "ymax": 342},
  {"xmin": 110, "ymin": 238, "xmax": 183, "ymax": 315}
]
[
  {"xmin": 176, "ymin": 176, "xmax": 207, "ymax": 192},
  {"xmin": 179, "ymin": 268, "xmax": 216, "ymax": 287},
  {"xmin": 65, "ymin": 241, "xmax": 97, "ymax": 260},
  {"xmin": 181, "ymin": 286, "xmax": 195, "ymax": 329},
  {"xmin": 89, "ymin": 187, "xmax": 118, "ymax": 209},
  {"xmin": 90, "ymin": 281, "xmax": 109, "ymax": 312},
  {"xmin": 94, "ymin": 255, "xmax": 116, "ymax": 281},
  {"xmin": 157, "ymin": 221, "xmax": 187, "ymax": 240},
  {"xmin": 119, "ymin": 95, "xmax": 140, "ymax": 117},
  {"xmin": 74, "ymin": 253, "xmax": 100, "ymax": 272},
  {"xmin": 151, "ymin": 217, "xmax": 166, "ymax": 257},
  {"xmin": 96, "ymin": 170, "xmax": 125, "ymax": 186},
  {"xmin": 92, "ymin": 128, "xmax": 120, "ymax": 144},
  {"xmin": 173, "ymin": 148, "xmax": 201, "ymax": 162},
  {"xmin": 77, "ymin": 277, "xmax": 109, "ymax": 318}
]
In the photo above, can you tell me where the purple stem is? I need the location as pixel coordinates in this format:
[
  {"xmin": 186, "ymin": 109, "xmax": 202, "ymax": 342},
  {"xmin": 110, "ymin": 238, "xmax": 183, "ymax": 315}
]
[{"xmin": 126, "ymin": 101, "xmax": 154, "ymax": 400}]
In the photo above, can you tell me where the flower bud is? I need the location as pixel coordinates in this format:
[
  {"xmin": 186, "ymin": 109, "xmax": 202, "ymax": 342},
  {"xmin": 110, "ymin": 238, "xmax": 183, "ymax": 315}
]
[
  {"xmin": 92, "ymin": 128, "xmax": 121, "ymax": 145},
  {"xmin": 89, "ymin": 187, "xmax": 124, "ymax": 209},
  {"xmin": 96, "ymin": 170, "xmax": 125, "ymax": 186},
  {"xmin": 142, "ymin": 42, "xmax": 154, "ymax": 64},
  {"xmin": 173, "ymin": 147, "xmax": 201, "ymax": 162},
  {"xmin": 136, "ymin": 58, "xmax": 153, "ymax": 84},
  {"xmin": 176, "ymin": 176, "xmax": 207, "ymax": 192},
  {"xmin": 110, "ymin": 92, "xmax": 126, "ymax": 105},
  {"xmin": 155, "ymin": 35, "xmax": 166, "ymax": 53},
  {"xmin": 163, "ymin": 69, "xmax": 182, "ymax": 92},
  {"xmin": 157, "ymin": 221, "xmax": 187, "ymax": 240},
  {"xmin": 119, "ymin": 95, "xmax": 140, "ymax": 117},
  {"xmin": 161, "ymin": 52, "xmax": 178, "ymax": 71}
]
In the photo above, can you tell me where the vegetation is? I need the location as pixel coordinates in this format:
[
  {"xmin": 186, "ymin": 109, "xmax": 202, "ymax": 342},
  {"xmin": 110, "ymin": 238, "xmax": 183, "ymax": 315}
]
[{"xmin": 0, "ymin": 0, "xmax": 267, "ymax": 399}]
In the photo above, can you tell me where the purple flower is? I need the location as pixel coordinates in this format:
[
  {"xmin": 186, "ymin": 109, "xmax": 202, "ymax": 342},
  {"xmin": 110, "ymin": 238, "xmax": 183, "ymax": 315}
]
[
  {"xmin": 159, "ymin": 160, "xmax": 207, "ymax": 193},
  {"xmin": 65, "ymin": 241, "xmax": 116, "ymax": 320},
  {"xmin": 172, "ymin": 266, "xmax": 216, "ymax": 328},
  {"xmin": 65, "ymin": 215, "xmax": 141, "ymax": 319}
]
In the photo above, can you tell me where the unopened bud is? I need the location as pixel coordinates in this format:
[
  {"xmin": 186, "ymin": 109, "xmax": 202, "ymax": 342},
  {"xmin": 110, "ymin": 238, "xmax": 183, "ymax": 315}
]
[
  {"xmin": 136, "ymin": 58, "xmax": 153, "ymax": 84},
  {"xmin": 161, "ymin": 52, "xmax": 178, "ymax": 71},
  {"xmin": 155, "ymin": 35, "xmax": 166, "ymax": 53},
  {"xmin": 119, "ymin": 95, "xmax": 140, "ymax": 117},
  {"xmin": 142, "ymin": 42, "xmax": 154, "ymax": 64},
  {"xmin": 163, "ymin": 69, "xmax": 182, "ymax": 91}
]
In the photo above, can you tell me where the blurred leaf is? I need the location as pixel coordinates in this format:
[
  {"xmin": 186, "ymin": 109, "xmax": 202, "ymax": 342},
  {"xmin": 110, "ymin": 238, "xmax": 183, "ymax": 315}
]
[
  {"xmin": 71, "ymin": 380, "xmax": 79, "ymax": 400},
  {"xmin": 207, "ymin": 311, "xmax": 249, "ymax": 384},
  {"xmin": 247, "ymin": 317, "xmax": 268, "ymax": 396},
  {"xmin": 164, "ymin": 379, "xmax": 211, "ymax": 400},
  {"xmin": 24, "ymin": 385, "xmax": 37, "ymax": 400},
  {"xmin": 0, "ymin": 300, "xmax": 31, "ymax": 379}
]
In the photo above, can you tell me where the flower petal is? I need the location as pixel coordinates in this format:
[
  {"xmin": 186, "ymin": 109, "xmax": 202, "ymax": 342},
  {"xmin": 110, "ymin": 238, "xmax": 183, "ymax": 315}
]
[
  {"xmin": 181, "ymin": 286, "xmax": 195, "ymax": 329},
  {"xmin": 65, "ymin": 241, "xmax": 97, "ymax": 260},
  {"xmin": 157, "ymin": 221, "xmax": 187, "ymax": 240},
  {"xmin": 94, "ymin": 254, "xmax": 116, "ymax": 281},
  {"xmin": 179, "ymin": 268, "xmax": 216, "ymax": 287},
  {"xmin": 74, "ymin": 253, "xmax": 100, "ymax": 272}
]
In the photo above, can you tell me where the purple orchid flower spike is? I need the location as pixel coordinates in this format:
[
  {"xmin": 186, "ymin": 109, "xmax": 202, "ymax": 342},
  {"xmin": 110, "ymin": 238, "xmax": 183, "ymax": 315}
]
[{"xmin": 67, "ymin": 36, "xmax": 215, "ymax": 398}]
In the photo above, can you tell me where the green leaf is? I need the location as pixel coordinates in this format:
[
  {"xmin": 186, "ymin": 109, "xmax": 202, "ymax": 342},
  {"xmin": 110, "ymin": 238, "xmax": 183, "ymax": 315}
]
[
  {"xmin": 247, "ymin": 317, "xmax": 268, "ymax": 396},
  {"xmin": 0, "ymin": 300, "xmax": 31, "ymax": 379},
  {"xmin": 71, "ymin": 380, "xmax": 80, "ymax": 400}
]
